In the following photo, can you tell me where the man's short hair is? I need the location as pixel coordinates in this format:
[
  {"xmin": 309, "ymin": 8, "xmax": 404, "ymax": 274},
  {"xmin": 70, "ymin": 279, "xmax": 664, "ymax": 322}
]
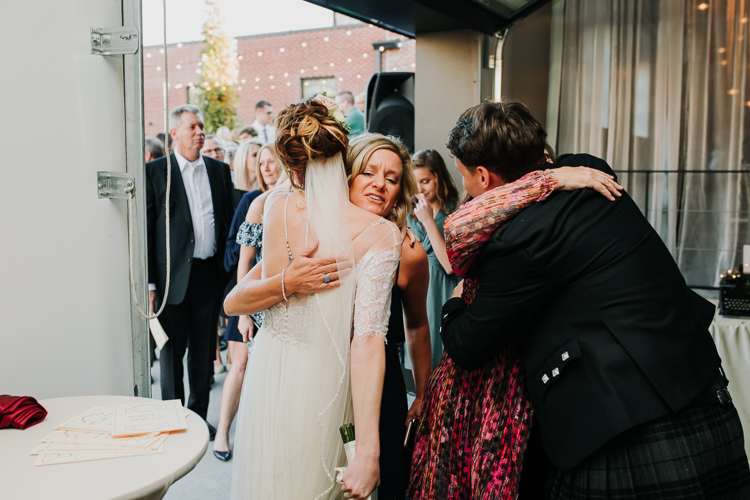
[
  {"xmin": 204, "ymin": 134, "xmax": 223, "ymax": 146},
  {"xmin": 447, "ymin": 100, "xmax": 547, "ymax": 183},
  {"xmin": 145, "ymin": 137, "xmax": 165, "ymax": 159},
  {"xmin": 169, "ymin": 104, "xmax": 203, "ymax": 130},
  {"xmin": 237, "ymin": 126, "xmax": 258, "ymax": 138},
  {"xmin": 255, "ymin": 100, "xmax": 272, "ymax": 111},
  {"xmin": 336, "ymin": 91, "xmax": 355, "ymax": 106}
]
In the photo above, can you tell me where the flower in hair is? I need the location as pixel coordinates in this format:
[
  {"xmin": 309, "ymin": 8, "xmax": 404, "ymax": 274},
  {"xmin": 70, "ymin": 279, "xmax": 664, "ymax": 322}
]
[{"xmin": 312, "ymin": 93, "xmax": 351, "ymax": 134}]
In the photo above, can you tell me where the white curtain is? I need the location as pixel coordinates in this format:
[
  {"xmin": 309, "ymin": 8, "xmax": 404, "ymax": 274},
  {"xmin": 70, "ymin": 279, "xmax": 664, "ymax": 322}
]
[{"xmin": 554, "ymin": 0, "xmax": 750, "ymax": 287}]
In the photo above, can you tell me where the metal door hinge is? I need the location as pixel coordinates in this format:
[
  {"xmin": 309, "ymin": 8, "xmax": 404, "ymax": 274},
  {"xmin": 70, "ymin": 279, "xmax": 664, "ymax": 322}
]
[
  {"xmin": 98, "ymin": 172, "xmax": 135, "ymax": 199},
  {"xmin": 91, "ymin": 26, "xmax": 139, "ymax": 55}
]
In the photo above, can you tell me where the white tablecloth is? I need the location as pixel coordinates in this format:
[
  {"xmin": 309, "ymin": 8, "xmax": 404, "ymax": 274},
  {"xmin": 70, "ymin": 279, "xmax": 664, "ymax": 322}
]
[
  {"xmin": 0, "ymin": 395, "xmax": 208, "ymax": 500},
  {"xmin": 710, "ymin": 314, "xmax": 750, "ymax": 455}
]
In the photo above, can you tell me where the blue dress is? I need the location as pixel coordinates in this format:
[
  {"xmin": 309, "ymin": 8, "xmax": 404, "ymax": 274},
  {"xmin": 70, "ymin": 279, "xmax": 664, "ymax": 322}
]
[
  {"xmin": 406, "ymin": 203, "xmax": 460, "ymax": 368},
  {"xmin": 223, "ymin": 190, "xmax": 262, "ymax": 343}
]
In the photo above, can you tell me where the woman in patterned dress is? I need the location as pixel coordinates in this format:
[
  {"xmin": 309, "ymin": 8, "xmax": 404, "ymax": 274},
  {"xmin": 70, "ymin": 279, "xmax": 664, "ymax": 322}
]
[{"xmin": 408, "ymin": 166, "xmax": 623, "ymax": 500}]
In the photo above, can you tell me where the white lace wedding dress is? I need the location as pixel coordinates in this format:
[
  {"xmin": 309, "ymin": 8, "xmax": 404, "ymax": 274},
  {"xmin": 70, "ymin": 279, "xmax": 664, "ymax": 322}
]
[{"xmin": 230, "ymin": 155, "xmax": 401, "ymax": 499}]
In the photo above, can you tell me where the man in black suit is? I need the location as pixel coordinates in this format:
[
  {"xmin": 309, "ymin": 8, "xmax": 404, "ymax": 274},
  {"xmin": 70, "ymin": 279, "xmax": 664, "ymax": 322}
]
[
  {"xmin": 440, "ymin": 101, "xmax": 750, "ymax": 497},
  {"xmin": 146, "ymin": 104, "xmax": 233, "ymax": 433}
]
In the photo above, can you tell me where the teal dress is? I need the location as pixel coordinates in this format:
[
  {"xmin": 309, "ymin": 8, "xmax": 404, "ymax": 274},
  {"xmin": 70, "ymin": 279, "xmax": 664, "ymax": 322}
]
[
  {"xmin": 407, "ymin": 202, "xmax": 460, "ymax": 368},
  {"xmin": 344, "ymin": 108, "xmax": 365, "ymax": 137}
]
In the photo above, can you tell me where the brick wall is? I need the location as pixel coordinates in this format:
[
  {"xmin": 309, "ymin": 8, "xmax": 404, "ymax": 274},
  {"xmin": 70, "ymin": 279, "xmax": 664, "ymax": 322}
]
[{"xmin": 143, "ymin": 24, "xmax": 415, "ymax": 137}]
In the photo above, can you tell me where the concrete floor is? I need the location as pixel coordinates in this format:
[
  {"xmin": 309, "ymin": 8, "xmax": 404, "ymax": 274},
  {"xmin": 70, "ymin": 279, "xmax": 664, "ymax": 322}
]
[
  {"xmin": 152, "ymin": 348, "xmax": 234, "ymax": 500},
  {"xmin": 152, "ymin": 342, "xmax": 416, "ymax": 499}
]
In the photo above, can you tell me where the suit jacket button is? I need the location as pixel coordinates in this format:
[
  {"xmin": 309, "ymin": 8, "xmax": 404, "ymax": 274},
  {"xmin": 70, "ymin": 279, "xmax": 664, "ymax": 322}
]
[
  {"xmin": 552, "ymin": 367, "xmax": 560, "ymax": 377},
  {"xmin": 542, "ymin": 374, "xmax": 550, "ymax": 384},
  {"xmin": 561, "ymin": 351, "xmax": 570, "ymax": 362},
  {"xmin": 187, "ymin": 257, "xmax": 192, "ymax": 263}
]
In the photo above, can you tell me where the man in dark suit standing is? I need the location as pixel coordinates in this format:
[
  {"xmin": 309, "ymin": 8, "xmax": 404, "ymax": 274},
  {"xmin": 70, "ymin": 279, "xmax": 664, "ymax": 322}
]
[
  {"xmin": 146, "ymin": 104, "xmax": 233, "ymax": 435},
  {"xmin": 440, "ymin": 101, "xmax": 750, "ymax": 497}
]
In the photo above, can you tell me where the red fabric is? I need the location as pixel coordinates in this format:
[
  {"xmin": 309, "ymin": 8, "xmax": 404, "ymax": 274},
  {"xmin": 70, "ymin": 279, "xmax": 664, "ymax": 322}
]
[{"xmin": 0, "ymin": 395, "xmax": 48, "ymax": 430}]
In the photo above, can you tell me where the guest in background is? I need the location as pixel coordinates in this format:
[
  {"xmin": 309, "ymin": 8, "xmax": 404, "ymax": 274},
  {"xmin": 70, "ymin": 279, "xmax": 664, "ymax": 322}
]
[
  {"xmin": 232, "ymin": 139, "xmax": 263, "ymax": 204},
  {"xmin": 217, "ymin": 125, "xmax": 233, "ymax": 145},
  {"xmin": 145, "ymin": 136, "xmax": 165, "ymax": 162},
  {"xmin": 250, "ymin": 99, "xmax": 276, "ymax": 143},
  {"xmin": 236, "ymin": 126, "xmax": 258, "ymax": 144},
  {"xmin": 224, "ymin": 142, "xmax": 238, "ymax": 175},
  {"xmin": 156, "ymin": 131, "xmax": 173, "ymax": 153},
  {"xmin": 355, "ymin": 92, "xmax": 366, "ymax": 114},
  {"xmin": 337, "ymin": 90, "xmax": 365, "ymax": 137},
  {"xmin": 201, "ymin": 135, "xmax": 231, "ymax": 376},
  {"xmin": 146, "ymin": 104, "xmax": 233, "ymax": 439},
  {"xmin": 201, "ymin": 135, "xmax": 225, "ymax": 163},
  {"xmin": 256, "ymin": 144, "xmax": 281, "ymax": 192},
  {"xmin": 406, "ymin": 149, "xmax": 460, "ymax": 368}
]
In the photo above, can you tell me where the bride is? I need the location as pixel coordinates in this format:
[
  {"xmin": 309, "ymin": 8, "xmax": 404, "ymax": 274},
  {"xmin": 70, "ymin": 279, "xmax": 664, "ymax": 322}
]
[{"xmin": 224, "ymin": 96, "xmax": 401, "ymax": 499}]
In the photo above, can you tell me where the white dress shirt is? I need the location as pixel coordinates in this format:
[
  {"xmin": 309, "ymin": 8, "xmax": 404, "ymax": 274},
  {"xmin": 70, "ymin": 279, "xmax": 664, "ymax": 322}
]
[
  {"xmin": 175, "ymin": 150, "xmax": 216, "ymax": 259},
  {"xmin": 251, "ymin": 121, "xmax": 276, "ymax": 144}
]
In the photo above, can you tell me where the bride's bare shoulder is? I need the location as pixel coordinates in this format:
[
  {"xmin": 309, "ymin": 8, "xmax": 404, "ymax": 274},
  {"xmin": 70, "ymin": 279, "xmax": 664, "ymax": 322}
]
[{"xmin": 348, "ymin": 204, "xmax": 399, "ymax": 246}]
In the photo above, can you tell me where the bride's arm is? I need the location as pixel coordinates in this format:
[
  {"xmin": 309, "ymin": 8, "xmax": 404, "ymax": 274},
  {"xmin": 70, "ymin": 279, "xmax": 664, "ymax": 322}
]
[
  {"xmin": 224, "ymin": 241, "xmax": 353, "ymax": 316},
  {"xmin": 341, "ymin": 230, "xmax": 402, "ymax": 499},
  {"xmin": 344, "ymin": 335, "xmax": 385, "ymax": 499}
]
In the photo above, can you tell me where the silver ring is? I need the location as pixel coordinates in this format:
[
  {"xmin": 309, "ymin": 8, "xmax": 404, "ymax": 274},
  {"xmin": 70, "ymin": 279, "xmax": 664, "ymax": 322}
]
[{"xmin": 323, "ymin": 274, "xmax": 330, "ymax": 284}]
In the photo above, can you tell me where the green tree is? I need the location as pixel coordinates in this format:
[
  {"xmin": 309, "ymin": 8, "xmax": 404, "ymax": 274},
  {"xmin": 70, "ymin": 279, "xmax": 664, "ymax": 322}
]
[{"xmin": 197, "ymin": 0, "xmax": 239, "ymax": 134}]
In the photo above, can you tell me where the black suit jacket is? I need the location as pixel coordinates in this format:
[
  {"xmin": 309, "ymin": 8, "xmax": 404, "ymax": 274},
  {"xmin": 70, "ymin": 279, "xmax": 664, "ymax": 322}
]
[
  {"xmin": 441, "ymin": 154, "xmax": 720, "ymax": 469},
  {"xmin": 146, "ymin": 153, "xmax": 234, "ymax": 305}
]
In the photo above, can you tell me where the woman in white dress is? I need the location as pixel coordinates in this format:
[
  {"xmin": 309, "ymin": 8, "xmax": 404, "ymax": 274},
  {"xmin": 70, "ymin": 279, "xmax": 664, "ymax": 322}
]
[{"xmin": 224, "ymin": 96, "xmax": 401, "ymax": 499}]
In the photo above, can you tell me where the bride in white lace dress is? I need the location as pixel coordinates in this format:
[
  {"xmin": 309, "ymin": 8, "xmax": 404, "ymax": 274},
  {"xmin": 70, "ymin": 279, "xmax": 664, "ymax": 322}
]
[{"xmin": 224, "ymin": 96, "xmax": 401, "ymax": 500}]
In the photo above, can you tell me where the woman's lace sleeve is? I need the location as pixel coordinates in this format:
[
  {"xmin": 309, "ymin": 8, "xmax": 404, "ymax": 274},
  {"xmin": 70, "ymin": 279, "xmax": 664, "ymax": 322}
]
[
  {"xmin": 236, "ymin": 221, "xmax": 263, "ymax": 248},
  {"xmin": 352, "ymin": 242, "xmax": 401, "ymax": 343}
]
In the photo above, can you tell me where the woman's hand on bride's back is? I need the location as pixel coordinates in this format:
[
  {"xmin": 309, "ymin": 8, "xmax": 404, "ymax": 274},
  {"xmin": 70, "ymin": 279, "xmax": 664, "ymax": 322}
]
[
  {"xmin": 341, "ymin": 452, "xmax": 380, "ymax": 499},
  {"xmin": 284, "ymin": 240, "xmax": 355, "ymax": 296},
  {"xmin": 552, "ymin": 166, "xmax": 623, "ymax": 201}
]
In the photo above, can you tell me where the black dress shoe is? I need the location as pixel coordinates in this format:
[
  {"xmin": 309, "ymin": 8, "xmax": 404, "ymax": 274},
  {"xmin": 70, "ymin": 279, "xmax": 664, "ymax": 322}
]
[
  {"xmin": 205, "ymin": 421, "xmax": 217, "ymax": 441},
  {"xmin": 213, "ymin": 449, "xmax": 232, "ymax": 461}
]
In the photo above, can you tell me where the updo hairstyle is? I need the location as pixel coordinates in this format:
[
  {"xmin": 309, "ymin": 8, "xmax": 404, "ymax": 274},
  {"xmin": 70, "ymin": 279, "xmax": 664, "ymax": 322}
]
[{"xmin": 274, "ymin": 99, "xmax": 349, "ymax": 189}]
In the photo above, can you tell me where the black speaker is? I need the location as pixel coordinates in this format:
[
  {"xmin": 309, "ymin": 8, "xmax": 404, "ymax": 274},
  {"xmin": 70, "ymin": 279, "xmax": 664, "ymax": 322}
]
[{"xmin": 365, "ymin": 72, "xmax": 415, "ymax": 152}]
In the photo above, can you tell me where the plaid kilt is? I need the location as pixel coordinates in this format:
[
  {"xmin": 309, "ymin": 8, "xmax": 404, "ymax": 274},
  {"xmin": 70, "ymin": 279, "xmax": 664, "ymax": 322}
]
[{"xmin": 548, "ymin": 403, "xmax": 750, "ymax": 499}]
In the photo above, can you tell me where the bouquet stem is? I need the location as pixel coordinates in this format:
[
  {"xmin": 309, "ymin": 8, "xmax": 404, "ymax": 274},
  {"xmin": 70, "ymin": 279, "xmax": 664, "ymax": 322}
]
[{"xmin": 337, "ymin": 423, "xmax": 375, "ymax": 500}]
